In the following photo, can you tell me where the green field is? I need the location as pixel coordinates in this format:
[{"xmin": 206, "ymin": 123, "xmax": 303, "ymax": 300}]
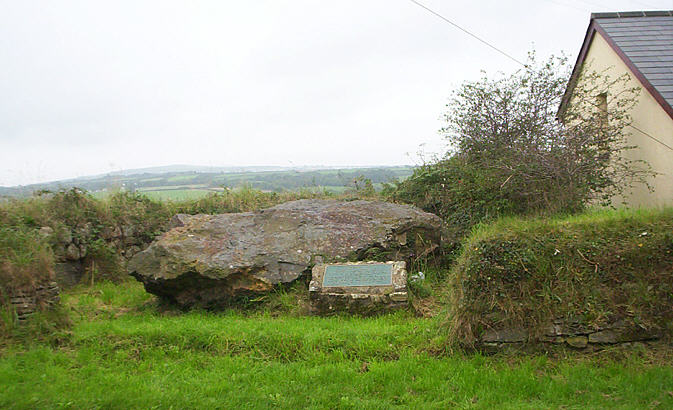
[
  {"xmin": 1, "ymin": 281, "xmax": 672, "ymax": 409},
  {"xmin": 139, "ymin": 189, "xmax": 216, "ymax": 201},
  {"xmin": 136, "ymin": 184, "xmax": 210, "ymax": 190},
  {"xmin": 165, "ymin": 174, "xmax": 199, "ymax": 183}
]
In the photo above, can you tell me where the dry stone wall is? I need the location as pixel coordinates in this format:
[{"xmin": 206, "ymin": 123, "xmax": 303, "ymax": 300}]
[
  {"xmin": 44, "ymin": 221, "xmax": 152, "ymax": 288},
  {"xmin": 480, "ymin": 318, "xmax": 663, "ymax": 351},
  {"xmin": 9, "ymin": 281, "xmax": 60, "ymax": 321}
]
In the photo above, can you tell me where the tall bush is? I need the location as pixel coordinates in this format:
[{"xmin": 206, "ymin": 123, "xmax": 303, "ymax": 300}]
[{"xmin": 391, "ymin": 53, "xmax": 651, "ymax": 242}]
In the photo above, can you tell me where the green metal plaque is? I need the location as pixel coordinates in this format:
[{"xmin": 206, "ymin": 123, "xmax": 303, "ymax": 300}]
[{"xmin": 322, "ymin": 264, "xmax": 393, "ymax": 287}]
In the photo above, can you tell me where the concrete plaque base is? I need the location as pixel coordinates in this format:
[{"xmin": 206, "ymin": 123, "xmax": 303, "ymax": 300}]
[{"xmin": 309, "ymin": 261, "xmax": 408, "ymax": 315}]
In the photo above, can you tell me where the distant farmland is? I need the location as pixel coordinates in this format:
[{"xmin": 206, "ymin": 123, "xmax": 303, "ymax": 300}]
[
  {"xmin": 136, "ymin": 189, "xmax": 219, "ymax": 201},
  {"xmin": 1, "ymin": 166, "xmax": 414, "ymax": 199}
]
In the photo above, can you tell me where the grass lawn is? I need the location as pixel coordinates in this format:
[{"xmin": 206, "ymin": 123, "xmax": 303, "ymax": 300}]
[{"xmin": 1, "ymin": 281, "xmax": 672, "ymax": 409}]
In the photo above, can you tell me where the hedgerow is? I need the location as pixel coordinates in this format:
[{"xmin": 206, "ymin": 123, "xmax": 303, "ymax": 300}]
[{"xmin": 447, "ymin": 208, "xmax": 673, "ymax": 346}]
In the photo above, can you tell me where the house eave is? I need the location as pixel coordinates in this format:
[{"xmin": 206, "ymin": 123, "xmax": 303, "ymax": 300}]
[
  {"xmin": 559, "ymin": 15, "xmax": 673, "ymax": 122},
  {"xmin": 558, "ymin": 20, "xmax": 598, "ymax": 121}
]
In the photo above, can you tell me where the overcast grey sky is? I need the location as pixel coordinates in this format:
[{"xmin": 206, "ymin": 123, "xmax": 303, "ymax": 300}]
[{"xmin": 2, "ymin": 0, "xmax": 672, "ymax": 186}]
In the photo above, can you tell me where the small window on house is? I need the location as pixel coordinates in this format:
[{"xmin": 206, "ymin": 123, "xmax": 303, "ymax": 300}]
[
  {"xmin": 596, "ymin": 92, "xmax": 610, "ymax": 162},
  {"xmin": 596, "ymin": 92, "xmax": 608, "ymax": 127}
]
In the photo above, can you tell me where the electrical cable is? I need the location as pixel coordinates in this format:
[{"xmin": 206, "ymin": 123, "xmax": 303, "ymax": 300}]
[
  {"xmin": 408, "ymin": 0, "xmax": 673, "ymax": 153},
  {"xmin": 407, "ymin": 0, "xmax": 528, "ymax": 67},
  {"xmin": 628, "ymin": 124, "xmax": 673, "ymax": 151}
]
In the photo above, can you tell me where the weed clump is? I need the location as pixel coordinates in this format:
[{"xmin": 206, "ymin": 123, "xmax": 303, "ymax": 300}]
[{"xmin": 0, "ymin": 227, "xmax": 54, "ymax": 293}]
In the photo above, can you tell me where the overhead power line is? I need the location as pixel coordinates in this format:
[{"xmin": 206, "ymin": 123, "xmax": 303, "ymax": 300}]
[
  {"xmin": 407, "ymin": 0, "xmax": 528, "ymax": 68},
  {"xmin": 408, "ymin": 0, "xmax": 672, "ymax": 154},
  {"xmin": 629, "ymin": 124, "xmax": 673, "ymax": 152}
]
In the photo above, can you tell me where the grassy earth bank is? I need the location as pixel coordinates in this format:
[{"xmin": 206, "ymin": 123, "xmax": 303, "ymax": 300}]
[{"xmin": 448, "ymin": 208, "xmax": 673, "ymax": 347}]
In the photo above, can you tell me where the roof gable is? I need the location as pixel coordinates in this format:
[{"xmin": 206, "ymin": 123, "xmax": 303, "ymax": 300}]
[{"xmin": 560, "ymin": 11, "xmax": 673, "ymax": 120}]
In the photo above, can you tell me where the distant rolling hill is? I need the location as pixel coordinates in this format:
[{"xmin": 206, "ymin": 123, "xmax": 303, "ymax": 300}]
[{"xmin": 0, "ymin": 165, "xmax": 415, "ymax": 200}]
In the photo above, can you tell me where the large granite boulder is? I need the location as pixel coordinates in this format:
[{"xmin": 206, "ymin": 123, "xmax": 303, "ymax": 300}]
[{"xmin": 128, "ymin": 199, "xmax": 442, "ymax": 308}]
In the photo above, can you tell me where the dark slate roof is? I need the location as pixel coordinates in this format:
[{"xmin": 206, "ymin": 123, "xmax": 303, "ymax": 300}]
[
  {"xmin": 560, "ymin": 11, "xmax": 673, "ymax": 120},
  {"xmin": 596, "ymin": 13, "xmax": 673, "ymax": 108}
]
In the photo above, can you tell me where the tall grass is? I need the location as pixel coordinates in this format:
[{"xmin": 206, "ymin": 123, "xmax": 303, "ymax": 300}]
[{"xmin": 0, "ymin": 227, "xmax": 54, "ymax": 287}]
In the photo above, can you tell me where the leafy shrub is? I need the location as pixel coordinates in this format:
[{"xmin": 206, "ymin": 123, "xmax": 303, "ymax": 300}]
[
  {"xmin": 105, "ymin": 191, "xmax": 172, "ymax": 244},
  {"xmin": 83, "ymin": 239, "xmax": 126, "ymax": 284},
  {"xmin": 408, "ymin": 278, "xmax": 432, "ymax": 299},
  {"xmin": 388, "ymin": 53, "xmax": 650, "ymax": 252},
  {"xmin": 388, "ymin": 156, "xmax": 520, "ymax": 243},
  {"xmin": 44, "ymin": 188, "xmax": 101, "ymax": 233}
]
